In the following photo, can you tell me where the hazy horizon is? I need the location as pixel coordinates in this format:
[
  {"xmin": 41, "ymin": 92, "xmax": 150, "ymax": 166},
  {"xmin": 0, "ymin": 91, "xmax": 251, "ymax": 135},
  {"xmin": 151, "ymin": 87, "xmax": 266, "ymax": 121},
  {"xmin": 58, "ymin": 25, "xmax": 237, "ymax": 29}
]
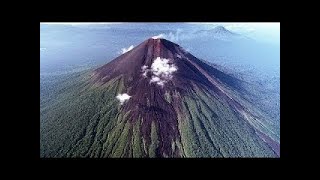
[{"xmin": 40, "ymin": 22, "xmax": 280, "ymax": 77}]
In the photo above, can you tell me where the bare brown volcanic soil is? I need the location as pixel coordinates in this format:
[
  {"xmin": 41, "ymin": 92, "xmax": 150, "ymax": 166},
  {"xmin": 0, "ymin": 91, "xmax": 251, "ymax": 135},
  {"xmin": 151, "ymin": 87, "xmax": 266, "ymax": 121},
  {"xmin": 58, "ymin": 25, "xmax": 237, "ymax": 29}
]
[
  {"xmin": 40, "ymin": 38, "xmax": 280, "ymax": 158},
  {"xmin": 94, "ymin": 38, "xmax": 243, "ymax": 90}
]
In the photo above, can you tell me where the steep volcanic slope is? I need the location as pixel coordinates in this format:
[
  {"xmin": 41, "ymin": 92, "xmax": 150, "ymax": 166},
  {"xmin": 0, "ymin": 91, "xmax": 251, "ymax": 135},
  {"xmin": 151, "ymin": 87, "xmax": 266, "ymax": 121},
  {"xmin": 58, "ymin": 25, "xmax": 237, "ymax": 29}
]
[{"xmin": 40, "ymin": 38, "xmax": 280, "ymax": 158}]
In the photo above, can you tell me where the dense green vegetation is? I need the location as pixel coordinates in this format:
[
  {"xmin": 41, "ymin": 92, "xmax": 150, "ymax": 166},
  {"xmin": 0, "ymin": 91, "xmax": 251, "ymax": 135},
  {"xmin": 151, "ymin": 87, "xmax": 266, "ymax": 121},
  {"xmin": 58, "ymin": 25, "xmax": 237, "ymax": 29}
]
[
  {"xmin": 148, "ymin": 121, "xmax": 159, "ymax": 157},
  {"xmin": 178, "ymin": 86, "xmax": 276, "ymax": 157},
  {"xmin": 41, "ymin": 72, "xmax": 159, "ymax": 157},
  {"xmin": 41, "ymin": 71, "xmax": 278, "ymax": 158}
]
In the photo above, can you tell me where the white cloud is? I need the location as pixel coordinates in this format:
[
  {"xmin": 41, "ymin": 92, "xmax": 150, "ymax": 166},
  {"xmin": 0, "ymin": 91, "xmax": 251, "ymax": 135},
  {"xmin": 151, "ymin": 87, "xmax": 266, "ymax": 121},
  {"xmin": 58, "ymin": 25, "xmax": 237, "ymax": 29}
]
[
  {"xmin": 150, "ymin": 76, "xmax": 161, "ymax": 82},
  {"xmin": 150, "ymin": 76, "xmax": 166, "ymax": 86},
  {"xmin": 145, "ymin": 57, "xmax": 177, "ymax": 86},
  {"xmin": 156, "ymin": 80, "xmax": 165, "ymax": 86},
  {"xmin": 116, "ymin": 93, "xmax": 131, "ymax": 105},
  {"xmin": 141, "ymin": 65, "xmax": 149, "ymax": 77},
  {"xmin": 151, "ymin": 57, "xmax": 177, "ymax": 78},
  {"xmin": 120, "ymin": 45, "xmax": 134, "ymax": 54},
  {"xmin": 141, "ymin": 65, "xmax": 148, "ymax": 70},
  {"xmin": 142, "ymin": 71, "xmax": 147, "ymax": 77},
  {"xmin": 154, "ymin": 29, "xmax": 195, "ymax": 44},
  {"xmin": 165, "ymin": 28, "xmax": 183, "ymax": 42},
  {"xmin": 40, "ymin": 48, "xmax": 46, "ymax": 52},
  {"xmin": 152, "ymin": 34, "xmax": 165, "ymax": 39},
  {"xmin": 141, "ymin": 58, "xmax": 177, "ymax": 87}
]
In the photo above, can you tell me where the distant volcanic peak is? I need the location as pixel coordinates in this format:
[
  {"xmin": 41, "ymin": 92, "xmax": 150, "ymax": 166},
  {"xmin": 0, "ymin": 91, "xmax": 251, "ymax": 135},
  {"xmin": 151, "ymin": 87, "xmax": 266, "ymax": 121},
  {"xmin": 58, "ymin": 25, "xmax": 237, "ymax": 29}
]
[
  {"xmin": 212, "ymin": 26, "xmax": 238, "ymax": 35},
  {"xmin": 192, "ymin": 25, "xmax": 238, "ymax": 39},
  {"xmin": 214, "ymin": 25, "xmax": 228, "ymax": 31}
]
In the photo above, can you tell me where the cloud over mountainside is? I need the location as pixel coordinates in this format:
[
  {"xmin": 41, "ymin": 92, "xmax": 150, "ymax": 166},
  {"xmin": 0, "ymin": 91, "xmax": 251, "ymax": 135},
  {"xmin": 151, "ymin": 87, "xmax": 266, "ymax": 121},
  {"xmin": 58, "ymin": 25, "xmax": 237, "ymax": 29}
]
[
  {"xmin": 151, "ymin": 57, "xmax": 177, "ymax": 78},
  {"xmin": 116, "ymin": 93, "xmax": 131, "ymax": 105},
  {"xmin": 152, "ymin": 30, "xmax": 184, "ymax": 43},
  {"xmin": 120, "ymin": 45, "xmax": 134, "ymax": 54},
  {"xmin": 141, "ymin": 57, "xmax": 177, "ymax": 86}
]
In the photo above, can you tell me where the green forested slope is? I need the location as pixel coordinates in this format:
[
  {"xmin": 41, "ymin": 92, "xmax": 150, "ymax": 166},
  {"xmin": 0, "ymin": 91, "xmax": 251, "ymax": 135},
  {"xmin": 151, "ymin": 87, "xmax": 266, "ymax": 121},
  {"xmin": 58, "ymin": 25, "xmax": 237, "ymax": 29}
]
[{"xmin": 40, "ymin": 71, "xmax": 278, "ymax": 158}]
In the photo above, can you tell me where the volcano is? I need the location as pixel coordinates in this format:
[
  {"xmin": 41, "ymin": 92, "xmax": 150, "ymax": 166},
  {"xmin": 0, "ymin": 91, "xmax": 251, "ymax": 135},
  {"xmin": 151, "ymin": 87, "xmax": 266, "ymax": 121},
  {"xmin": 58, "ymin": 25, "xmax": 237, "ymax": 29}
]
[
  {"xmin": 40, "ymin": 38, "xmax": 280, "ymax": 158},
  {"xmin": 195, "ymin": 26, "xmax": 246, "ymax": 41}
]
